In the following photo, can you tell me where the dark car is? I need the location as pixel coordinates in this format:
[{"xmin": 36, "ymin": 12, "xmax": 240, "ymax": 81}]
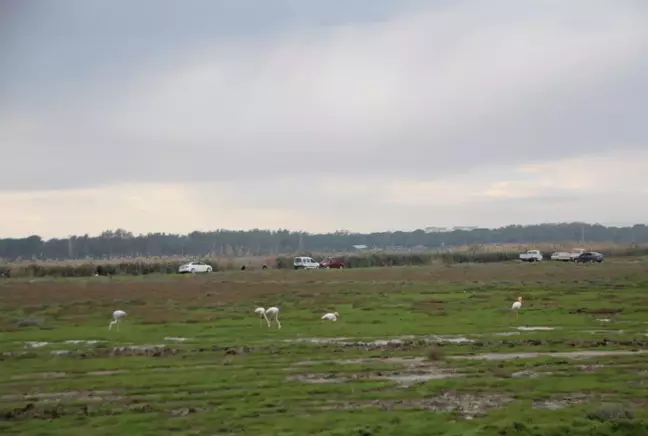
[
  {"xmin": 319, "ymin": 256, "xmax": 345, "ymax": 269},
  {"xmin": 574, "ymin": 252, "xmax": 605, "ymax": 263}
]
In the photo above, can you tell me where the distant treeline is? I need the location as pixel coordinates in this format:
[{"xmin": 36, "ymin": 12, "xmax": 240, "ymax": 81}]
[{"xmin": 1, "ymin": 222, "xmax": 647, "ymax": 261}]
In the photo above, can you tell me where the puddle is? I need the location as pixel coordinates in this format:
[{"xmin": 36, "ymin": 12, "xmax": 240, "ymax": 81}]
[
  {"xmin": 87, "ymin": 370, "xmax": 128, "ymax": 376},
  {"xmin": 114, "ymin": 344, "xmax": 166, "ymax": 351},
  {"xmin": 516, "ymin": 326, "xmax": 557, "ymax": 331},
  {"xmin": 24, "ymin": 341, "xmax": 49, "ymax": 348},
  {"xmin": 50, "ymin": 350, "xmax": 71, "ymax": 356},
  {"xmin": 285, "ymin": 337, "xmax": 352, "ymax": 344},
  {"xmin": 597, "ymin": 319, "xmax": 611, "ymax": 322},
  {"xmin": 450, "ymin": 349, "xmax": 648, "ymax": 361},
  {"xmin": 584, "ymin": 330, "xmax": 624, "ymax": 335},
  {"xmin": 492, "ymin": 332, "xmax": 521, "ymax": 337},
  {"xmin": 164, "ymin": 337, "xmax": 191, "ymax": 342},
  {"xmin": 284, "ymin": 335, "xmax": 474, "ymax": 346},
  {"xmin": 65, "ymin": 340, "xmax": 103, "ymax": 345}
]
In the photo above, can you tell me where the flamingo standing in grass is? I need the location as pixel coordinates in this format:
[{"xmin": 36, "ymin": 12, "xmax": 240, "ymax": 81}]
[
  {"xmin": 109, "ymin": 310, "xmax": 126, "ymax": 331},
  {"xmin": 265, "ymin": 307, "xmax": 281, "ymax": 329},
  {"xmin": 511, "ymin": 297, "xmax": 522, "ymax": 319},
  {"xmin": 254, "ymin": 307, "xmax": 268, "ymax": 327},
  {"xmin": 321, "ymin": 312, "xmax": 339, "ymax": 321}
]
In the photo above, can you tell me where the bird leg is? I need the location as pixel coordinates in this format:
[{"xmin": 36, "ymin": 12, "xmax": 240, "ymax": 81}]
[{"xmin": 263, "ymin": 313, "xmax": 271, "ymax": 327}]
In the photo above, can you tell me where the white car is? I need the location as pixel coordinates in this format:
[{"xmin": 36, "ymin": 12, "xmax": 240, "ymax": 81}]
[
  {"xmin": 551, "ymin": 252, "xmax": 571, "ymax": 261},
  {"xmin": 569, "ymin": 248, "xmax": 585, "ymax": 260},
  {"xmin": 293, "ymin": 256, "xmax": 320, "ymax": 270},
  {"xmin": 519, "ymin": 250, "xmax": 543, "ymax": 262},
  {"xmin": 178, "ymin": 261, "xmax": 212, "ymax": 274}
]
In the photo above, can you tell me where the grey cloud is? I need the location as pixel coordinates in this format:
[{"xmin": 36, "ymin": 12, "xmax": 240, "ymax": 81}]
[
  {"xmin": 1, "ymin": 0, "xmax": 647, "ymax": 192},
  {"xmin": 1, "ymin": 0, "xmax": 431, "ymax": 104}
]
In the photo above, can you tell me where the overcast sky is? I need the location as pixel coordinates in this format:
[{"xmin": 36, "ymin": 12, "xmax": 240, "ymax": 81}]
[{"xmin": 1, "ymin": 0, "xmax": 647, "ymax": 238}]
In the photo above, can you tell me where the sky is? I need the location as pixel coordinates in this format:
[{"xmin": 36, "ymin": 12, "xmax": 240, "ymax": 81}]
[{"xmin": 1, "ymin": 0, "xmax": 647, "ymax": 238}]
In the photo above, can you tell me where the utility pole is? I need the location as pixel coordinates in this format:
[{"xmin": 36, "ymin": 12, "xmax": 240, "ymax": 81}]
[
  {"xmin": 68, "ymin": 236, "xmax": 73, "ymax": 259},
  {"xmin": 581, "ymin": 225, "xmax": 585, "ymax": 243}
]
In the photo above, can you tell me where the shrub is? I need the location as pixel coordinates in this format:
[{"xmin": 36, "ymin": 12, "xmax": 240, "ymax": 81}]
[
  {"xmin": 424, "ymin": 345, "xmax": 444, "ymax": 361},
  {"xmin": 586, "ymin": 403, "xmax": 635, "ymax": 423}
]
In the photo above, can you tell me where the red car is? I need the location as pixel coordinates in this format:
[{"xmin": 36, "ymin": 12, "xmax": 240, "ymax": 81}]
[{"xmin": 319, "ymin": 256, "xmax": 345, "ymax": 269}]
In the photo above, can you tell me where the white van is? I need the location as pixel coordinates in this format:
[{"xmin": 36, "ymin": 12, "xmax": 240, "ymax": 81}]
[{"xmin": 293, "ymin": 256, "xmax": 320, "ymax": 270}]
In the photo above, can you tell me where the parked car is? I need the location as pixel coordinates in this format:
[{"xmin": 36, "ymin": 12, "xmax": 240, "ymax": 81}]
[
  {"xmin": 569, "ymin": 248, "xmax": 586, "ymax": 260},
  {"xmin": 574, "ymin": 252, "xmax": 605, "ymax": 263},
  {"xmin": 178, "ymin": 261, "xmax": 213, "ymax": 273},
  {"xmin": 319, "ymin": 256, "xmax": 345, "ymax": 269},
  {"xmin": 551, "ymin": 251, "xmax": 571, "ymax": 261},
  {"xmin": 293, "ymin": 256, "xmax": 320, "ymax": 270},
  {"xmin": 519, "ymin": 250, "xmax": 543, "ymax": 262},
  {"xmin": 552, "ymin": 248, "xmax": 586, "ymax": 261}
]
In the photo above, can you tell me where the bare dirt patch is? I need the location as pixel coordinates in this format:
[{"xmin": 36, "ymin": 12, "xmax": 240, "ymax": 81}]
[{"xmin": 450, "ymin": 349, "xmax": 648, "ymax": 361}]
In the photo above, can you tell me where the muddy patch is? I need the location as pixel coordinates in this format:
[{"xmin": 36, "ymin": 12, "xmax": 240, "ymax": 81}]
[
  {"xmin": 382, "ymin": 369, "xmax": 460, "ymax": 386},
  {"xmin": 287, "ymin": 374, "xmax": 347, "ymax": 384},
  {"xmin": 532, "ymin": 394, "xmax": 592, "ymax": 409},
  {"xmin": 320, "ymin": 391, "xmax": 512, "ymax": 417},
  {"xmin": 511, "ymin": 370, "xmax": 555, "ymax": 378},
  {"xmin": 450, "ymin": 349, "xmax": 648, "ymax": 361},
  {"xmin": 0, "ymin": 390, "xmax": 123, "ymax": 403},
  {"xmin": 288, "ymin": 358, "xmax": 460, "ymax": 387},
  {"xmin": 8, "ymin": 364, "xmax": 221, "ymax": 381},
  {"xmin": 289, "ymin": 337, "xmax": 648, "ymax": 352},
  {"xmin": 10, "ymin": 372, "xmax": 67, "ymax": 380},
  {"xmin": 290, "ymin": 368, "xmax": 459, "ymax": 387},
  {"xmin": 284, "ymin": 335, "xmax": 474, "ymax": 347},
  {"xmin": 335, "ymin": 357, "xmax": 426, "ymax": 366}
]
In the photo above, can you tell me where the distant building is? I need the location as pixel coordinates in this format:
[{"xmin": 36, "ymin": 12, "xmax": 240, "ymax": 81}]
[
  {"xmin": 425, "ymin": 226, "xmax": 477, "ymax": 233},
  {"xmin": 425, "ymin": 227, "xmax": 451, "ymax": 233}
]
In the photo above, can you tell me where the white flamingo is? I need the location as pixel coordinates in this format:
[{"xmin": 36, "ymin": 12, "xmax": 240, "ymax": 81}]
[
  {"xmin": 109, "ymin": 310, "xmax": 126, "ymax": 331},
  {"xmin": 265, "ymin": 307, "xmax": 281, "ymax": 329},
  {"xmin": 511, "ymin": 297, "xmax": 523, "ymax": 319},
  {"xmin": 254, "ymin": 307, "xmax": 268, "ymax": 327},
  {"xmin": 321, "ymin": 312, "xmax": 339, "ymax": 321}
]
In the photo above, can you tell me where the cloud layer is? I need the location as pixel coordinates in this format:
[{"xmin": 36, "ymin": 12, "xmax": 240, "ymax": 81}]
[{"xmin": 1, "ymin": 0, "xmax": 647, "ymax": 237}]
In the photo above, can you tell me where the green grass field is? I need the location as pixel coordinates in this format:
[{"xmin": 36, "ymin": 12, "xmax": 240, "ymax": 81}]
[{"xmin": 1, "ymin": 259, "xmax": 648, "ymax": 435}]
